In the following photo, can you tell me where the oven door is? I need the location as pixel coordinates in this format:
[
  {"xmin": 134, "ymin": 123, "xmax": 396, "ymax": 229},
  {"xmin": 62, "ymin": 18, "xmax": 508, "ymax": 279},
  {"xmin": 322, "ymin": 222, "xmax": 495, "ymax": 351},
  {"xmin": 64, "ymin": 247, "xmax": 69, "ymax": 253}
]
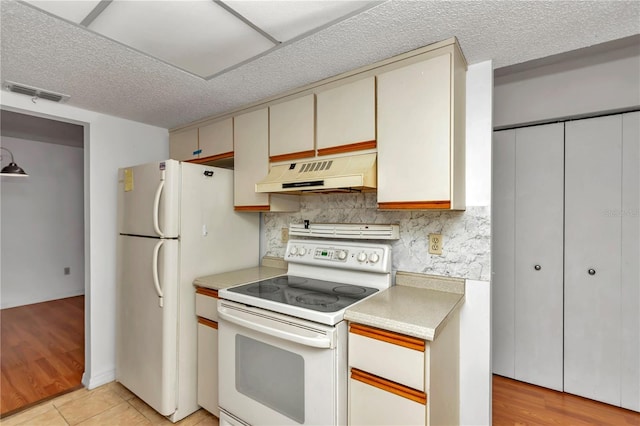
[{"xmin": 218, "ymin": 300, "xmax": 346, "ymax": 426}]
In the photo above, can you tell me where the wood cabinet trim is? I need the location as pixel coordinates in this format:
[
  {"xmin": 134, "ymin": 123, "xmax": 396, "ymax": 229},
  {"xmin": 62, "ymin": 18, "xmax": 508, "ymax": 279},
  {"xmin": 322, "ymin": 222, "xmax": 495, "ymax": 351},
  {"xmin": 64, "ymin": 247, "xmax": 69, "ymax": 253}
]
[
  {"xmin": 189, "ymin": 152, "xmax": 234, "ymax": 164},
  {"xmin": 234, "ymin": 205, "xmax": 270, "ymax": 212},
  {"xmin": 317, "ymin": 140, "xmax": 376, "ymax": 156},
  {"xmin": 269, "ymin": 150, "xmax": 316, "ymax": 163},
  {"xmin": 351, "ymin": 368, "xmax": 427, "ymax": 405},
  {"xmin": 377, "ymin": 201, "xmax": 452, "ymax": 210},
  {"xmin": 195, "ymin": 287, "xmax": 219, "ymax": 298},
  {"xmin": 198, "ymin": 317, "xmax": 218, "ymax": 329},
  {"xmin": 350, "ymin": 323, "xmax": 425, "ymax": 352}
]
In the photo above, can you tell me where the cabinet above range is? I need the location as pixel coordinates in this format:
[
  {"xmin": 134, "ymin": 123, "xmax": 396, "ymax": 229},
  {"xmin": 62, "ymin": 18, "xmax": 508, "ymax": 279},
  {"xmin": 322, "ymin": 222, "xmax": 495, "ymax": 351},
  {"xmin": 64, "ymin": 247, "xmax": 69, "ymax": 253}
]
[{"xmin": 169, "ymin": 37, "xmax": 467, "ymax": 211}]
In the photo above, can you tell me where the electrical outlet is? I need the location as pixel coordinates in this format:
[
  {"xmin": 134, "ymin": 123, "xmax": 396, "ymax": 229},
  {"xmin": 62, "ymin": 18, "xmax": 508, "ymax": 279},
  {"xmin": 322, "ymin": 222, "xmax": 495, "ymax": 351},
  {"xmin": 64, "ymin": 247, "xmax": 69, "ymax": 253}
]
[
  {"xmin": 428, "ymin": 234, "xmax": 443, "ymax": 255},
  {"xmin": 64, "ymin": 267, "xmax": 71, "ymax": 275},
  {"xmin": 281, "ymin": 228, "xmax": 289, "ymax": 243}
]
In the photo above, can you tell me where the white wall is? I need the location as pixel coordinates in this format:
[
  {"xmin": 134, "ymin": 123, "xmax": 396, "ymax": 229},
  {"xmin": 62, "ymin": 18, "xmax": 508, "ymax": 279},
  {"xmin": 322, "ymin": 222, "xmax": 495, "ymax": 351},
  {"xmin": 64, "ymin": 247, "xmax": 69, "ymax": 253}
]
[
  {"xmin": 0, "ymin": 91, "xmax": 168, "ymax": 389},
  {"xmin": 494, "ymin": 40, "xmax": 640, "ymax": 128},
  {"xmin": 459, "ymin": 60, "xmax": 492, "ymax": 426},
  {"xmin": 1, "ymin": 136, "xmax": 84, "ymax": 308}
]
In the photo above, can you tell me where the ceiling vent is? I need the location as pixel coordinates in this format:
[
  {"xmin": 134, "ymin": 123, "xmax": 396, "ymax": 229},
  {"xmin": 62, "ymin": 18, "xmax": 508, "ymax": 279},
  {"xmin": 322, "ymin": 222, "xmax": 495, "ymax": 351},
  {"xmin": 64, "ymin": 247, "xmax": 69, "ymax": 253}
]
[{"xmin": 3, "ymin": 81, "xmax": 70, "ymax": 103}]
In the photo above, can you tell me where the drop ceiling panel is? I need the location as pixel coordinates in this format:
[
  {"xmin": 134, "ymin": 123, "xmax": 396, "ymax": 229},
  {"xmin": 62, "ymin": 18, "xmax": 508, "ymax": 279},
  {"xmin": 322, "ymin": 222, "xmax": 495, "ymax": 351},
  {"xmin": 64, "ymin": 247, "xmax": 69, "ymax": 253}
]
[
  {"xmin": 24, "ymin": 0, "xmax": 101, "ymax": 24},
  {"xmin": 226, "ymin": 0, "xmax": 377, "ymax": 41},
  {"xmin": 87, "ymin": 0, "xmax": 276, "ymax": 77}
]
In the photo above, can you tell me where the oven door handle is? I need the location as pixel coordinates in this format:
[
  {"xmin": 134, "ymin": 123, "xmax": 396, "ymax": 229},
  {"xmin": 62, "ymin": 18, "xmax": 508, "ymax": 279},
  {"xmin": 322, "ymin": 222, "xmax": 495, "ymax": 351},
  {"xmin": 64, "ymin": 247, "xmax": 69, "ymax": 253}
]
[{"xmin": 218, "ymin": 306, "xmax": 333, "ymax": 349}]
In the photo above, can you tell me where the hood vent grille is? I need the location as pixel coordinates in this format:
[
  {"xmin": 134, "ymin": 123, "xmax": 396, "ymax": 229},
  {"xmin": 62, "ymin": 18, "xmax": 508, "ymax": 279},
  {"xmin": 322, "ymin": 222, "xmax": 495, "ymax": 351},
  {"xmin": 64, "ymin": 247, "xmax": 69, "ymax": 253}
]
[
  {"xmin": 289, "ymin": 223, "xmax": 400, "ymax": 240},
  {"xmin": 256, "ymin": 153, "xmax": 377, "ymax": 193},
  {"xmin": 3, "ymin": 81, "xmax": 70, "ymax": 103}
]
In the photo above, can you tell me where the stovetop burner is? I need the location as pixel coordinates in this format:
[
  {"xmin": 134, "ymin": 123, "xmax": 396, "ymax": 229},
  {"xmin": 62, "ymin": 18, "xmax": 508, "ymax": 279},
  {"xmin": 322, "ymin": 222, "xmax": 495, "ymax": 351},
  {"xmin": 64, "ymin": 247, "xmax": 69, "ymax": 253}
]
[{"xmin": 226, "ymin": 275, "xmax": 378, "ymax": 313}]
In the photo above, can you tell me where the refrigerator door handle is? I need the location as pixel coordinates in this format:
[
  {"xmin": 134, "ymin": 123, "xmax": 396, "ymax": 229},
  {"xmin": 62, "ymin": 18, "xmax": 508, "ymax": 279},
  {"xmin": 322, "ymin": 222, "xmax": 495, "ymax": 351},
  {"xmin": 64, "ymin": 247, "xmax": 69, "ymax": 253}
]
[
  {"xmin": 152, "ymin": 240, "xmax": 165, "ymax": 307},
  {"xmin": 153, "ymin": 178, "xmax": 165, "ymax": 237}
]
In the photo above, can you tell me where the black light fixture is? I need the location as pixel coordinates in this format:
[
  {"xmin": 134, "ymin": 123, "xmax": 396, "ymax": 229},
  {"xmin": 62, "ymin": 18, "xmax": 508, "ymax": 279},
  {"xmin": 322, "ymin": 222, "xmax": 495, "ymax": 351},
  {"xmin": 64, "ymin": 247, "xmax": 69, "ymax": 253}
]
[{"xmin": 1, "ymin": 147, "xmax": 29, "ymax": 176}]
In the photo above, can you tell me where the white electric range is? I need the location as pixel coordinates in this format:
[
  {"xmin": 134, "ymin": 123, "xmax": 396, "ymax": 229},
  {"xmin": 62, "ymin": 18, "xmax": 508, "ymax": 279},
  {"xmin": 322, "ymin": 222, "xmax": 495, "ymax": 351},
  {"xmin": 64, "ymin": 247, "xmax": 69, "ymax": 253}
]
[{"xmin": 217, "ymin": 238, "xmax": 392, "ymax": 426}]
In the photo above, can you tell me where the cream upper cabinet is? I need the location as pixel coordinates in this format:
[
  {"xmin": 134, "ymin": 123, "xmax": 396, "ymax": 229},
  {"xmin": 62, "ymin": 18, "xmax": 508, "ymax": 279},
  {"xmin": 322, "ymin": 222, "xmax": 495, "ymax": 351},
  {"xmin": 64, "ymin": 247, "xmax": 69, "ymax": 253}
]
[
  {"xmin": 377, "ymin": 44, "xmax": 466, "ymax": 210},
  {"xmin": 198, "ymin": 118, "xmax": 233, "ymax": 161},
  {"xmin": 169, "ymin": 128, "xmax": 199, "ymax": 161},
  {"xmin": 234, "ymin": 108, "xmax": 299, "ymax": 212},
  {"xmin": 316, "ymin": 77, "xmax": 376, "ymax": 156},
  {"xmin": 269, "ymin": 94, "xmax": 315, "ymax": 162}
]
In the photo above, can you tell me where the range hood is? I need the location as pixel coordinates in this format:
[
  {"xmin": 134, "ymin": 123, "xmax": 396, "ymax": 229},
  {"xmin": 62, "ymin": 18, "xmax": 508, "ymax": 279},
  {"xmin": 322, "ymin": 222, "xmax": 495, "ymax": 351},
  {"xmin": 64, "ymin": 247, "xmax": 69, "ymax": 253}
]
[{"xmin": 256, "ymin": 153, "xmax": 376, "ymax": 193}]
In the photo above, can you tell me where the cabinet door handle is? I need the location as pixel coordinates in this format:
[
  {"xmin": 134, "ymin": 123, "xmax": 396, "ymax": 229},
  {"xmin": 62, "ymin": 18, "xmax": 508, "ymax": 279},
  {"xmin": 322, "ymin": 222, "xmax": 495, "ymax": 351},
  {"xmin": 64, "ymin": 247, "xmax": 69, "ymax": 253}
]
[
  {"xmin": 588, "ymin": 269, "xmax": 596, "ymax": 276},
  {"xmin": 534, "ymin": 265, "xmax": 542, "ymax": 271}
]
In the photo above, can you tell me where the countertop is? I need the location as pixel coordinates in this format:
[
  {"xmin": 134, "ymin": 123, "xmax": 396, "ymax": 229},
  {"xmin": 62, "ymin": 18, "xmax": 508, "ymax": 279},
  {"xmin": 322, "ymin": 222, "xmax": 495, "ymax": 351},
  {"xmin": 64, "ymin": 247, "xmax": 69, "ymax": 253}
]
[
  {"xmin": 193, "ymin": 256, "xmax": 287, "ymax": 291},
  {"xmin": 344, "ymin": 271, "xmax": 465, "ymax": 341}
]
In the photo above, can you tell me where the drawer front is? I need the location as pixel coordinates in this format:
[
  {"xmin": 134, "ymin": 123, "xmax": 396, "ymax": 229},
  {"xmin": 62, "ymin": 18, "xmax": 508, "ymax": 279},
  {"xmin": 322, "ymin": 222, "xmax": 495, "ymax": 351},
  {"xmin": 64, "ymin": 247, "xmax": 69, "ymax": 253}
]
[
  {"xmin": 349, "ymin": 374, "xmax": 425, "ymax": 426},
  {"xmin": 195, "ymin": 288, "xmax": 219, "ymax": 321},
  {"xmin": 349, "ymin": 324, "xmax": 425, "ymax": 391}
]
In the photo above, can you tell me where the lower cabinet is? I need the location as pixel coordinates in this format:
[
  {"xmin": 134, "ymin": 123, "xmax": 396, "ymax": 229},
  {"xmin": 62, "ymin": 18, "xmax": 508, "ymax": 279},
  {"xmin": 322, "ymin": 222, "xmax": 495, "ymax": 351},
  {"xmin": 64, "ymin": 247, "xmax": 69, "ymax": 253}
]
[
  {"xmin": 195, "ymin": 287, "xmax": 219, "ymax": 416},
  {"xmin": 348, "ymin": 317, "xmax": 459, "ymax": 426}
]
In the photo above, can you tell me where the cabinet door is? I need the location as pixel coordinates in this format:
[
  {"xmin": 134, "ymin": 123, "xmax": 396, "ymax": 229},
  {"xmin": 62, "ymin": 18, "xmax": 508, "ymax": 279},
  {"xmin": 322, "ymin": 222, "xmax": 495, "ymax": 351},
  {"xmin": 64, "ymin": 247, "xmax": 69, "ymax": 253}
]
[
  {"xmin": 349, "ymin": 373, "xmax": 425, "ymax": 426},
  {"xmin": 199, "ymin": 118, "xmax": 233, "ymax": 161},
  {"xmin": 316, "ymin": 77, "xmax": 376, "ymax": 155},
  {"xmin": 233, "ymin": 108, "xmax": 271, "ymax": 210},
  {"xmin": 169, "ymin": 128, "xmax": 199, "ymax": 161},
  {"xmin": 377, "ymin": 53, "xmax": 453, "ymax": 208},
  {"xmin": 491, "ymin": 130, "xmax": 516, "ymax": 379},
  {"xmin": 621, "ymin": 111, "xmax": 639, "ymax": 412},
  {"xmin": 197, "ymin": 319, "xmax": 219, "ymax": 416},
  {"xmin": 269, "ymin": 94, "xmax": 315, "ymax": 162},
  {"xmin": 565, "ymin": 115, "xmax": 622, "ymax": 406},
  {"xmin": 513, "ymin": 123, "xmax": 564, "ymax": 391}
]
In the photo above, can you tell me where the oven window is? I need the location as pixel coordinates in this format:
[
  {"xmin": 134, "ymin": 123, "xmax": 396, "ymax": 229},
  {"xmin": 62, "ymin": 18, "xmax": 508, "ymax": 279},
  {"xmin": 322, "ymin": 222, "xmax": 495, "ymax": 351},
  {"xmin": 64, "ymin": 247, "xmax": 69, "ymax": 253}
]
[{"xmin": 235, "ymin": 335, "xmax": 305, "ymax": 423}]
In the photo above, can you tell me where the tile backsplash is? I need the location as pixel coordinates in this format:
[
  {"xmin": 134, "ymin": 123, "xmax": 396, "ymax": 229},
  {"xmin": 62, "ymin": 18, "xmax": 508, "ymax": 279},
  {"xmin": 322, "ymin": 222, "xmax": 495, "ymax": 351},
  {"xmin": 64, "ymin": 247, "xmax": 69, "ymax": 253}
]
[{"xmin": 263, "ymin": 193, "xmax": 490, "ymax": 281}]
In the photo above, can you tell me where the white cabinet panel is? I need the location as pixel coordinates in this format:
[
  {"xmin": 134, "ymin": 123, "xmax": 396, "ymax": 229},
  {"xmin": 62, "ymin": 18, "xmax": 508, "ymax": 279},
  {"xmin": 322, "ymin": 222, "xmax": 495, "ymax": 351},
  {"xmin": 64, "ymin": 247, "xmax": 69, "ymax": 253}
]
[
  {"xmin": 349, "ymin": 332, "xmax": 424, "ymax": 392},
  {"xmin": 377, "ymin": 54, "xmax": 451, "ymax": 205},
  {"xmin": 197, "ymin": 321, "xmax": 219, "ymax": 416},
  {"xmin": 565, "ymin": 115, "xmax": 623, "ymax": 406},
  {"xmin": 513, "ymin": 123, "xmax": 564, "ymax": 391},
  {"xmin": 316, "ymin": 77, "xmax": 375, "ymax": 154},
  {"xmin": 169, "ymin": 128, "xmax": 198, "ymax": 161},
  {"xmin": 349, "ymin": 378, "xmax": 424, "ymax": 426},
  {"xmin": 199, "ymin": 118, "xmax": 233, "ymax": 159},
  {"xmin": 377, "ymin": 45, "xmax": 466, "ymax": 210},
  {"xmin": 269, "ymin": 94, "xmax": 315, "ymax": 161},
  {"xmin": 491, "ymin": 130, "xmax": 516, "ymax": 379}
]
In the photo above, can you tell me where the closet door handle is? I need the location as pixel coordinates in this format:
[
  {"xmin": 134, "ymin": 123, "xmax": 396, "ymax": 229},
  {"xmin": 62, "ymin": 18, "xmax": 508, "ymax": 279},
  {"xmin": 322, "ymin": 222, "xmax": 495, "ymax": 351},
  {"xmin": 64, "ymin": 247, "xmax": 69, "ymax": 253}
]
[
  {"xmin": 588, "ymin": 269, "xmax": 596, "ymax": 276},
  {"xmin": 534, "ymin": 265, "xmax": 542, "ymax": 271}
]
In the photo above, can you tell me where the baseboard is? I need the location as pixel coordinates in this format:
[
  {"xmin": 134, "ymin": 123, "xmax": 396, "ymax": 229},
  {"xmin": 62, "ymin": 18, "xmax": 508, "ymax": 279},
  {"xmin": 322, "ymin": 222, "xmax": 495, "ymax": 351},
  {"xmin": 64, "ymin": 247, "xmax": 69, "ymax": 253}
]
[{"xmin": 82, "ymin": 369, "xmax": 115, "ymax": 390}]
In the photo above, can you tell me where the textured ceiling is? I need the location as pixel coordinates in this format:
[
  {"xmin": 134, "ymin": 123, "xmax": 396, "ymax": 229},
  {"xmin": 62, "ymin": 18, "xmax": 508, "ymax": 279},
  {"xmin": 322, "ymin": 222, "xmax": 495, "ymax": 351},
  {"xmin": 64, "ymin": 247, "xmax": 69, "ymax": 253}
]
[{"xmin": 1, "ymin": 0, "xmax": 639, "ymax": 130}]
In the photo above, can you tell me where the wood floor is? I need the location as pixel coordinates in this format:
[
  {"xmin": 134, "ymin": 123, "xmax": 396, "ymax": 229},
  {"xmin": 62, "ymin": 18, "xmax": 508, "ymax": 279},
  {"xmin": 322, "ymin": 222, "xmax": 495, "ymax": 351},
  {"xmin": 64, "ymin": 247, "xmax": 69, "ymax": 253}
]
[
  {"xmin": 493, "ymin": 374, "xmax": 640, "ymax": 425},
  {"xmin": 1, "ymin": 296, "xmax": 85, "ymax": 418}
]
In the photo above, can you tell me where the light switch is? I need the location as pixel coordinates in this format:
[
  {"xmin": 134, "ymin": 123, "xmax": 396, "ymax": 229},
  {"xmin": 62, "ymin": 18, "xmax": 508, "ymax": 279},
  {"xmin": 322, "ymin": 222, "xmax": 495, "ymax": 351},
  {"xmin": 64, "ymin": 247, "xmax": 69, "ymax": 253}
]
[{"xmin": 428, "ymin": 234, "xmax": 443, "ymax": 255}]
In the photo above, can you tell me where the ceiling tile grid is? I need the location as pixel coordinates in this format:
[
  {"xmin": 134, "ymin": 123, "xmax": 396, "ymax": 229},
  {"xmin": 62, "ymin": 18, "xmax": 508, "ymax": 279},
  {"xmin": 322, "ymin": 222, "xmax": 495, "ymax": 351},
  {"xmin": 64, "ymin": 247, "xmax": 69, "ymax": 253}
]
[{"xmin": 1, "ymin": 0, "xmax": 639, "ymax": 129}]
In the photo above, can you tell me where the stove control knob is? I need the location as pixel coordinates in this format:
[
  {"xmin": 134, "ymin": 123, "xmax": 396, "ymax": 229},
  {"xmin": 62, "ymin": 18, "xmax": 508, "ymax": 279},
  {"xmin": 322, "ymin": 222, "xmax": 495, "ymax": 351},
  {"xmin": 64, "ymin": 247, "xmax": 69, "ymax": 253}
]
[
  {"xmin": 336, "ymin": 250, "xmax": 348, "ymax": 260},
  {"xmin": 299, "ymin": 247, "xmax": 307, "ymax": 256},
  {"xmin": 290, "ymin": 246, "xmax": 298, "ymax": 256},
  {"xmin": 357, "ymin": 252, "xmax": 367, "ymax": 263},
  {"xmin": 369, "ymin": 253, "xmax": 380, "ymax": 264}
]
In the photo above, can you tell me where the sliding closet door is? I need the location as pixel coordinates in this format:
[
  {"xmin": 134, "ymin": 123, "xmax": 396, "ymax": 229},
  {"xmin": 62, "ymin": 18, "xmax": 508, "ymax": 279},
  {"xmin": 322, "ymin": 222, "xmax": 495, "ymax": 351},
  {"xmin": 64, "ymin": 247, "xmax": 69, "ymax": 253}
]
[
  {"xmin": 513, "ymin": 123, "xmax": 564, "ymax": 391},
  {"xmin": 492, "ymin": 123, "xmax": 564, "ymax": 390},
  {"xmin": 564, "ymin": 115, "xmax": 622, "ymax": 406},
  {"xmin": 620, "ymin": 111, "xmax": 639, "ymax": 412}
]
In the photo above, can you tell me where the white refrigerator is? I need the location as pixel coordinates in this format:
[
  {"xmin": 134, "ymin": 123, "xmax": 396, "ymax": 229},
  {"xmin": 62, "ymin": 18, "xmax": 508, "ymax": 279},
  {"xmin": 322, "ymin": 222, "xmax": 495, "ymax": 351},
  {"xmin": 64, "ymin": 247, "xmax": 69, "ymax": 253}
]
[{"xmin": 115, "ymin": 159, "xmax": 259, "ymax": 422}]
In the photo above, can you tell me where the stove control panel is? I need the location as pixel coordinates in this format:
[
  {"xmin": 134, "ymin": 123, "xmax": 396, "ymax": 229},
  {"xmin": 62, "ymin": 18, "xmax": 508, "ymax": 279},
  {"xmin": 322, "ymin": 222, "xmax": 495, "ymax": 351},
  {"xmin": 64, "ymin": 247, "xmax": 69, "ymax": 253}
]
[{"xmin": 285, "ymin": 239, "xmax": 391, "ymax": 273}]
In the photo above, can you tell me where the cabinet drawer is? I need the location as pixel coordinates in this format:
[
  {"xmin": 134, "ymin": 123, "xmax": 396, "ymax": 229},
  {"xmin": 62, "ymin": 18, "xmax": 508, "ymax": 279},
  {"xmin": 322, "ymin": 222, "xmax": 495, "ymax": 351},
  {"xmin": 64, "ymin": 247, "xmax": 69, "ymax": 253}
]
[
  {"xmin": 349, "ymin": 324, "xmax": 425, "ymax": 391},
  {"xmin": 195, "ymin": 288, "xmax": 219, "ymax": 321},
  {"xmin": 350, "ymin": 373, "xmax": 425, "ymax": 426}
]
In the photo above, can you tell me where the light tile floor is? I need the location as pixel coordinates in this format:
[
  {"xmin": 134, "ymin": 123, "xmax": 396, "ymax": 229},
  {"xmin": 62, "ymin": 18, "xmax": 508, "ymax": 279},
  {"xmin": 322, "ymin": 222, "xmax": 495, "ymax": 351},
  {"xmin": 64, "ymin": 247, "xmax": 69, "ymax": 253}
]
[{"xmin": 0, "ymin": 382, "xmax": 219, "ymax": 426}]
